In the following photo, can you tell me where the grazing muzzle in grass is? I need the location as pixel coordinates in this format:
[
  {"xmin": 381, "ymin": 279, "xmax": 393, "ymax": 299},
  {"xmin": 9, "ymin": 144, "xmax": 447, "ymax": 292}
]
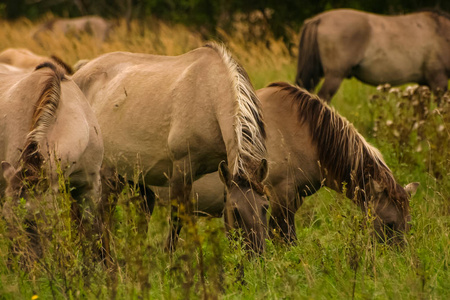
[
  {"xmin": 370, "ymin": 180, "xmax": 419, "ymax": 245},
  {"xmin": 219, "ymin": 159, "xmax": 269, "ymax": 255}
]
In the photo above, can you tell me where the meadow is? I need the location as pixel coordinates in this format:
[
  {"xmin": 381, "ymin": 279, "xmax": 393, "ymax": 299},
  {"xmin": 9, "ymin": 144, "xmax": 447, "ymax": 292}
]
[{"xmin": 0, "ymin": 17, "xmax": 449, "ymax": 299}]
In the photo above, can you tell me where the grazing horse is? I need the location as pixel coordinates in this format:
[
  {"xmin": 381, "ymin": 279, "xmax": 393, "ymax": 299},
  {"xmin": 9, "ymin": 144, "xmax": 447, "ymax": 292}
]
[
  {"xmin": 0, "ymin": 63, "xmax": 104, "ymax": 258},
  {"xmin": 0, "ymin": 48, "xmax": 73, "ymax": 74},
  {"xmin": 72, "ymin": 43, "xmax": 269, "ymax": 254},
  {"xmin": 32, "ymin": 16, "xmax": 114, "ymax": 43},
  {"xmin": 158, "ymin": 82, "xmax": 418, "ymax": 244},
  {"xmin": 296, "ymin": 9, "xmax": 450, "ymax": 102}
]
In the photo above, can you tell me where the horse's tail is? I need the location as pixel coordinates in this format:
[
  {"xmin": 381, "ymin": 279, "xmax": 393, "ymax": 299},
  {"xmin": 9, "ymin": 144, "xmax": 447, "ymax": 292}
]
[{"xmin": 295, "ymin": 18, "xmax": 323, "ymax": 91}]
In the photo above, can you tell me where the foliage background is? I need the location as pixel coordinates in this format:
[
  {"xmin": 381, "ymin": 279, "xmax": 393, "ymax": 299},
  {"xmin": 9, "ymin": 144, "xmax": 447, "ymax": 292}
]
[{"xmin": 2, "ymin": 0, "xmax": 450, "ymax": 42}]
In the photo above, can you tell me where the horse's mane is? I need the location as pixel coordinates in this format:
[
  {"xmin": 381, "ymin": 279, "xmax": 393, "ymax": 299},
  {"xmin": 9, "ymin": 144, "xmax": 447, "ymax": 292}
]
[
  {"xmin": 204, "ymin": 43, "xmax": 266, "ymax": 185},
  {"xmin": 267, "ymin": 82, "xmax": 399, "ymax": 203},
  {"xmin": 50, "ymin": 55, "xmax": 73, "ymax": 74},
  {"xmin": 20, "ymin": 62, "xmax": 64, "ymax": 162}
]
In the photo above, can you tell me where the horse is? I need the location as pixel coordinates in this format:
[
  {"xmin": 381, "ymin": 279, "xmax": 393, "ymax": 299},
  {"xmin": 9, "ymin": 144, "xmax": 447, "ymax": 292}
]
[
  {"xmin": 72, "ymin": 43, "xmax": 269, "ymax": 254},
  {"xmin": 0, "ymin": 48, "xmax": 73, "ymax": 74},
  {"xmin": 0, "ymin": 62, "xmax": 104, "ymax": 259},
  {"xmin": 32, "ymin": 16, "xmax": 114, "ymax": 43},
  {"xmin": 155, "ymin": 82, "xmax": 418, "ymax": 245},
  {"xmin": 295, "ymin": 9, "xmax": 450, "ymax": 102}
]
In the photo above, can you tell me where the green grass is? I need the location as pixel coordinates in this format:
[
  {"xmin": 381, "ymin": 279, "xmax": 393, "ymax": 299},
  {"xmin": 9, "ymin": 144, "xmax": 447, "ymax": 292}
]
[{"xmin": 0, "ymin": 18, "xmax": 449, "ymax": 299}]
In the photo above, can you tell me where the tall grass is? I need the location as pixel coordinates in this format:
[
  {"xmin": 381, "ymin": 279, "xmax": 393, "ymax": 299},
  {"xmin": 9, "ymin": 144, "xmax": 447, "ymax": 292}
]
[{"xmin": 0, "ymin": 17, "xmax": 449, "ymax": 299}]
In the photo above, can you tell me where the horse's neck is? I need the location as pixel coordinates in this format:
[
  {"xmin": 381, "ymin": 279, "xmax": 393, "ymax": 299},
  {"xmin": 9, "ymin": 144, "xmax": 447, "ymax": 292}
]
[{"xmin": 321, "ymin": 163, "xmax": 367, "ymax": 204}]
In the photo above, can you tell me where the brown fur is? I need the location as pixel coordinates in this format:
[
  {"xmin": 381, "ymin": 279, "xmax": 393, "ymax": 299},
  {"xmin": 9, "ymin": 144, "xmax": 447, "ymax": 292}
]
[
  {"xmin": 267, "ymin": 82, "xmax": 404, "ymax": 205},
  {"xmin": 296, "ymin": 9, "xmax": 450, "ymax": 101}
]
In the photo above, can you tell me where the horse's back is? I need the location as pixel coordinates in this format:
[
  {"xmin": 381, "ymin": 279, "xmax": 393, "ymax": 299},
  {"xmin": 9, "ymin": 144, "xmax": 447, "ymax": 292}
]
[
  {"xmin": 315, "ymin": 9, "xmax": 442, "ymax": 85},
  {"xmin": 73, "ymin": 47, "xmax": 232, "ymax": 184}
]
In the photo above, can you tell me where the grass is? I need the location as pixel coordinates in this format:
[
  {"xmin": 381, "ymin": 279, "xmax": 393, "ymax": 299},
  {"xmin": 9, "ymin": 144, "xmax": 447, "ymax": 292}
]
[{"xmin": 0, "ymin": 17, "xmax": 449, "ymax": 299}]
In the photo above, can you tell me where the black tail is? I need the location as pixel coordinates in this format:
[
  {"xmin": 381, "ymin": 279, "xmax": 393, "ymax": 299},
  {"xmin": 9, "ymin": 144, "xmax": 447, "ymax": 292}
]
[{"xmin": 295, "ymin": 18, "xmax": 323, "ymax": 91}]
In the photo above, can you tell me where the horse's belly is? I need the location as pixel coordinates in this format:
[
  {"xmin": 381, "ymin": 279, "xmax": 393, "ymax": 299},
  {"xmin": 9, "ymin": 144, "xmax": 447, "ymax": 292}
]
[{"xmin": 355, "ymin": 60, "xmax": 423, "ymax": 86}]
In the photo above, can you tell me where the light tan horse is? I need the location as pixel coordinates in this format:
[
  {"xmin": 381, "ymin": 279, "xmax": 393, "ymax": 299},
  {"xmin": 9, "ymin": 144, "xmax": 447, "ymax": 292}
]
[
  {"xmin": 0, "ymin": 63, "xmax": 104, "ymax": 258},
  {"xmin": 296, "ymin": 9, "xmax": 450, "ymax": 101},
  {"xmin": 158, "ymin": 82, "xmax": 418, "ymax": 244},
  {"xmin": 33, "ymin": 16, "xmax": 113, "ymax": 42},
  {"xmin": 0, "ymin": 48, "xmax": 73, "ymax": 74},
  {"xmin": 73, "ymin": 43, "xmax": 269, "ymax": 253}
]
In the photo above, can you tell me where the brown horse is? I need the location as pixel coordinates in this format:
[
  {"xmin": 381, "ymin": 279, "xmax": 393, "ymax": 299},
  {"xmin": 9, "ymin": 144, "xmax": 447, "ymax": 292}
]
[
  {"xmin": 0, "ymin": 48, "xmax": 73, "ymax": 74},
  {"xmin": 157, "ymin": 82, "xmax": 418, "ymax": 244},
  {"xmin": 0, "ymin": 62, "xmax": 104, "ymax": 258},
  {"xmin": 296, "ymin": 9, "xmax": 450, "ymax": 101},
  {"xmin": 73, "ymin": 43, "xmax": 268, "ymax": 254}
]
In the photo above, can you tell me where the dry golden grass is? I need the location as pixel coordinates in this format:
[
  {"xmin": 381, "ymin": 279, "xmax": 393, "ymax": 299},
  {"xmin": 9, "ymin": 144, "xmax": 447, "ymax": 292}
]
[{"xmin": 0, "ymin": 16, "xmax": 297, "ymax": 90}]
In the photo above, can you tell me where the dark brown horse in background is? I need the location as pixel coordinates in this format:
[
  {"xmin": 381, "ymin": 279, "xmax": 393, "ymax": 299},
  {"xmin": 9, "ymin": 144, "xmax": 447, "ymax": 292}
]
[{"xmin": 296, "ymin": 9, "xmax": 450, "ymax": 101}]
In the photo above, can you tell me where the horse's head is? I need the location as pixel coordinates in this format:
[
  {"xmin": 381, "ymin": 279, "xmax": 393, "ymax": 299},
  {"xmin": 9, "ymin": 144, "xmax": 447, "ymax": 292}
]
[
  {"xmin": 368, "ymin": 179, "xmax": 419, "ymax": 245},
  {"xmin": 219, "ymin": 159, "xmax": 269, "ymax": 255}
]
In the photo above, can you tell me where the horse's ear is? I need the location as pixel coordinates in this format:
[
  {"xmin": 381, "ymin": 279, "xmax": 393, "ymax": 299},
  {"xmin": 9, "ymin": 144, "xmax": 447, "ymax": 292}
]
[
  {"xmin": 218, "ymin": 160, "xmax": 231, "ymax": 187},
  {"xmin": 257, "ymin": 159, "xmax": 269, "ymax": 182},
  {"xmin": 404, "ymin": 182, "xmax": 419, "ymax": 198},
  {"xmin": 1, "ymin": 161, "xmax": 16, "ymax": 182}
]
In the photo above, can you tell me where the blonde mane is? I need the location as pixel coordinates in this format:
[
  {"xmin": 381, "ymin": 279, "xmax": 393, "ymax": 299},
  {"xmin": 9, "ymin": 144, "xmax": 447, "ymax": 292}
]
[
  {"xmin": 268, "ymin": 82, "xmax": 399, "ymax": 203},
  {"xmin": 205, "ymin": 43, "xmax": 266, "ymax": 179}
]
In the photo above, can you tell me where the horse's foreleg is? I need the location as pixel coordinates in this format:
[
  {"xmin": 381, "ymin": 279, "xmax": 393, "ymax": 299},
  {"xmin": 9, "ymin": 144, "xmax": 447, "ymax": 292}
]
[
  {"xmin": 268, "ymin": 187, "xmax": 301, "ymax": 244},
  {"xmin": 318, "ymin": 74, "xmax": 343, "ymax": 102},
  {"xmin": 164, "ymin": 165, "xmax": 193, "ymax": 253}
]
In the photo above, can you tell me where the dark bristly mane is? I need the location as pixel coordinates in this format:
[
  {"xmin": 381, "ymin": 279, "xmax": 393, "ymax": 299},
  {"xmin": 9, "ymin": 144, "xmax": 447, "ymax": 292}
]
[
  {"xmin": 50, "ymin": 55, "xmax": 73, "ymax": 74},
  {"xmin": 267, "ymin": 82, "xmax": 401, "ymax": 203}
]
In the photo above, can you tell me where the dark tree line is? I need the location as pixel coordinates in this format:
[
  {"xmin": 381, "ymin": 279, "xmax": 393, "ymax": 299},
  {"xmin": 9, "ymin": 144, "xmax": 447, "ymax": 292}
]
[{"xmin": 2, "ymin": 0, "xmax": 449, "ymax": 38}]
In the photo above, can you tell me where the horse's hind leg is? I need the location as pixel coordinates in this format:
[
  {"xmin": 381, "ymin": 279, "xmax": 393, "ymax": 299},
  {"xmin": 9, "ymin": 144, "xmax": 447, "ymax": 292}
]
[{"xmin": 318, "ymin": 74, "xmax": 344, "ymax": 102}]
